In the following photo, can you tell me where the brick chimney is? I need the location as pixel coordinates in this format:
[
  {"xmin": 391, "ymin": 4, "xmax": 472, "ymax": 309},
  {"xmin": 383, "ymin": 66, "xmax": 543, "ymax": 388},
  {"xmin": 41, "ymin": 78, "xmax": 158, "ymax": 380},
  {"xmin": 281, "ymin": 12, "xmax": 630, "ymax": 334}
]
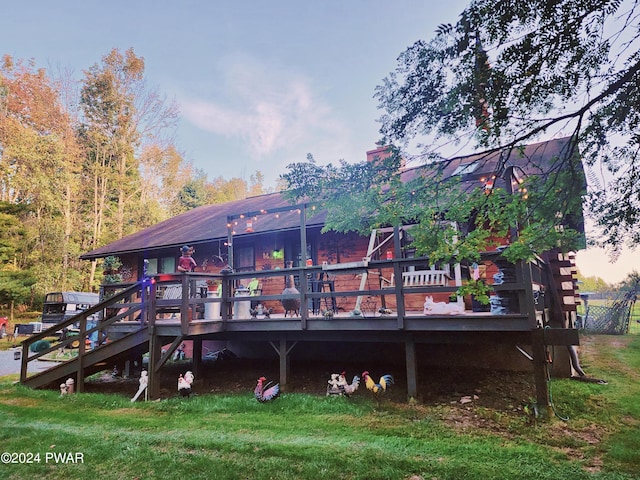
[
  {"xmin": 366, "ymin": 141, "xmax": 391, "ymax": 163},
  {"xmin": 366, "ymin": 142, "xmax": 405, "ymax": 169}
]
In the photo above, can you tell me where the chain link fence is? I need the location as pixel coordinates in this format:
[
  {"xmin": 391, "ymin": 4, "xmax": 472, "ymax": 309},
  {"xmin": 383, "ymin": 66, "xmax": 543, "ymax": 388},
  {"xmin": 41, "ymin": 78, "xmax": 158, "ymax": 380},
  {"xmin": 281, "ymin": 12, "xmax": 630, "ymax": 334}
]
[{"xmin": 578, "ymin": 290, "xmax": 639, "ymax": 335}]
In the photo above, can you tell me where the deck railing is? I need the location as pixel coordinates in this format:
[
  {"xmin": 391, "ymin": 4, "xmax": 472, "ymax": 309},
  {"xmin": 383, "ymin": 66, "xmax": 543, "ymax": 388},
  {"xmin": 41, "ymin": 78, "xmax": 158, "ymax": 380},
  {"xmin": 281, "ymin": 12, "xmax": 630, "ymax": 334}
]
[
  {"xmin": 138, "ymin": 251, "xmax": 549, "ymax": 333},
  {"xmin": 20, "ymin": 252, "xmax": 552, "ymax": 388},
  {"xmin": 20, "ymin": 281, "xmax": 150, "ymax": 384}
]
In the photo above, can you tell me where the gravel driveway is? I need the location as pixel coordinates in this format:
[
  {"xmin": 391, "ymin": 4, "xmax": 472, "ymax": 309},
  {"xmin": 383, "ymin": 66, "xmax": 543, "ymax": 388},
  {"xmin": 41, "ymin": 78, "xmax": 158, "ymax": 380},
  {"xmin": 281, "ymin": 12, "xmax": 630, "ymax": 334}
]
[{"xmin": 0, "ymin": 348, "xmax": 59, "ymax": 377}]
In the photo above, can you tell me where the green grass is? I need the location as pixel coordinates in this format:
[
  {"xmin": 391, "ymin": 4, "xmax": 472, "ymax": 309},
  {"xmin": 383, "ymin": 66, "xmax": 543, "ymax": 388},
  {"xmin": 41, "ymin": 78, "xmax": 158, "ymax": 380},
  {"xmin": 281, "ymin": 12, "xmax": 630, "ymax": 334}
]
[{"xmin": 1, "ymin": 335, "xmax": 640, "ymax": 479}]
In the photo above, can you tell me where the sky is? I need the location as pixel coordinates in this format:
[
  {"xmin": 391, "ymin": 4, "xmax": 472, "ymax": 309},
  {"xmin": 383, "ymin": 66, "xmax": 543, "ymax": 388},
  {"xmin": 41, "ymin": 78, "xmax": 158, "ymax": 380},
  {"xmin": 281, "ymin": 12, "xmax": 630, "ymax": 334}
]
[{"xmin": 1, "ymin": 1, "xmax": 638, "ymax": 285}]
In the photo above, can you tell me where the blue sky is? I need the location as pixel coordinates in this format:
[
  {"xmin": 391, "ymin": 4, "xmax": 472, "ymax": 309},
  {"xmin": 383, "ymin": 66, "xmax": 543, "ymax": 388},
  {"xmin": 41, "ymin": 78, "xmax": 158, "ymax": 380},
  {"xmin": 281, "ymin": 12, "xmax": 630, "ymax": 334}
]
[
  {"xmin": 1, "ymin": 1, "xmax": 468, "ymax": 185},
  {"xmin": 2, "ymin": 1, "xmax": 638, "ymax": 283}
]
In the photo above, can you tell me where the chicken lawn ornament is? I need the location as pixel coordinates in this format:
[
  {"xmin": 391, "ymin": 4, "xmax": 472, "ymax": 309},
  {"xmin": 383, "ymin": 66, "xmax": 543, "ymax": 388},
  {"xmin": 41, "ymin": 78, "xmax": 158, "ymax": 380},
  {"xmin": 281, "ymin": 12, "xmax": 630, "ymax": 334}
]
[
  {"xmin": 327, "ymin": 372, "xmax": 360, "ymax": 396},
  {"xmin": 326, "ymin": 373, "xmax": 342, "ymax": 396},
  {"xmin": 338, "ymin": 371, "xmax": 360, "ymax": 396},
  {"xmin": 178, "ymin": 371, "xmax": 194, "ymax": 397},
  {"xmin": 131, "ymin": 370, "xmax": 148, "ymax": 402},
  {"xmin": 362, "ymin": 371, "xmax": 394, "ymax": 395},
  {"xmin": 254, "ymin": 376, "xmax": 280, "ymax": 402}
]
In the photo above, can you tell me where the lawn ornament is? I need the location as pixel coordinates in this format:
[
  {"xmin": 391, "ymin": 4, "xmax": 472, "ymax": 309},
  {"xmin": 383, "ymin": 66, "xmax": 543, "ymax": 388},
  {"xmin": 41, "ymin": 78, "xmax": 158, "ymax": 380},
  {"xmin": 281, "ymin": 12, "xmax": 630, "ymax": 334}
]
[
  {"xmin": 131, "ymin": 370, "xmax": 148, "ymax": 402},
  {"xmin": 65, "ymin": 378, "xmax": 75, "ymax": 394},
  {"xmin": 255, "ymin": 376, "xmax": 280, "ymax": 402},
  {"xmin": 423, "ymin": 296, "xmax": 465, "ymax": 315}
]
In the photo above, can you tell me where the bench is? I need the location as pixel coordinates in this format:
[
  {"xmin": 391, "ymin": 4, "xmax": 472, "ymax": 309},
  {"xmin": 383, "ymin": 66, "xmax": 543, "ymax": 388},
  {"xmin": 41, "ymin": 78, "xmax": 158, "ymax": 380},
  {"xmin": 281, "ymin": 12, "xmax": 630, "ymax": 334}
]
[
  {"xmin": 159, "ymin": 284, "xmax": 183, "ymax": 300},
  {"xmin": 384, "ymin": 268, "xmax": 451, "ymax": 288},
  {"xmin": 157, "ymin": 282, "xmax": 213, "ymax": 318}
]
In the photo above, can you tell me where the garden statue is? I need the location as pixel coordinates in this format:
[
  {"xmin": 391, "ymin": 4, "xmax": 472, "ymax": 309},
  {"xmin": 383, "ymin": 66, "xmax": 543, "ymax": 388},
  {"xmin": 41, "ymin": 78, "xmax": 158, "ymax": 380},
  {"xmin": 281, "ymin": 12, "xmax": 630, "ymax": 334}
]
[{"xmin": 131, "ymin": 370, "xmax": 148, "ymax": 402}]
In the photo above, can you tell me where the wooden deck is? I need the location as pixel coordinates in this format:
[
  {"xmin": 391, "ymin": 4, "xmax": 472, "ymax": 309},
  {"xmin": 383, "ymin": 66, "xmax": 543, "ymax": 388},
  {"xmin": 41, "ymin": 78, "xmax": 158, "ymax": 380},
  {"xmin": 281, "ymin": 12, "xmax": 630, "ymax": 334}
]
[{"xmin": 19, "ymin": 254, "xmax": 580, "ymax": 408}]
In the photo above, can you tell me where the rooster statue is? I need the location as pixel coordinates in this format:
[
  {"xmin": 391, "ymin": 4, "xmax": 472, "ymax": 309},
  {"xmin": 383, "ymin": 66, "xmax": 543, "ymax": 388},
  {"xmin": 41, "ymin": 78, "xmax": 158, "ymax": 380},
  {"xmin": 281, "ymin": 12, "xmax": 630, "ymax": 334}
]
[
  {"xmin": 326, "ymin": 373, "xmax": 342, "ymax": 396},
  {"xmin": 178, "ymin": 371, "xmax": 194, "ymax": 397},
  {"xmin": 254, "ymin": 376, "xmax": 280, "ymax": 402},
  {"xmin": 327, "ymin": 371, "xmax": 360, "ymax": 396},
  {"xmin": 338, "ymin": 371, "xmax": 360, "ymax": 396},
  {"xmin": 362, "ymin": 371, "xmax": 394, "ymax": 394}
]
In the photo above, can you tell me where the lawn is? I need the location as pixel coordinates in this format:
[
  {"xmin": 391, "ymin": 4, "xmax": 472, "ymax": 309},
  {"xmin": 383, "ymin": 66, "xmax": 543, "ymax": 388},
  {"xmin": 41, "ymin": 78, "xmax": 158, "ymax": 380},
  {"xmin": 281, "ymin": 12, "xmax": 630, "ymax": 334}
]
[{"xmin": 1, "ymin": 334, "xmax": 639, "ymax": 480}]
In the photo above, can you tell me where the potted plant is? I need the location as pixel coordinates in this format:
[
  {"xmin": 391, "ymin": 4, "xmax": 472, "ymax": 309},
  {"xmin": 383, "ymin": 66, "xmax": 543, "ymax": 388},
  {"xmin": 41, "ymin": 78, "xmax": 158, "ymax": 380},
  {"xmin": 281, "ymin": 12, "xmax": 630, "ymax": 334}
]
[{"xmin": 206, "ymin": 279, "xmax": 220, "ymax": 294}]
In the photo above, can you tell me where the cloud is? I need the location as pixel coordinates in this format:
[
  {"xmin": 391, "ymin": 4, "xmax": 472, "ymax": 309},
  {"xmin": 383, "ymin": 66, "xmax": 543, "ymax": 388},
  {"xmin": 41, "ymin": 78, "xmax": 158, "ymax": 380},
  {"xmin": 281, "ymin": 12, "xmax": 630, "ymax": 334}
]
[{"xmin": 180, "ymin": 54, "xmax": 346, "ymax": 158}]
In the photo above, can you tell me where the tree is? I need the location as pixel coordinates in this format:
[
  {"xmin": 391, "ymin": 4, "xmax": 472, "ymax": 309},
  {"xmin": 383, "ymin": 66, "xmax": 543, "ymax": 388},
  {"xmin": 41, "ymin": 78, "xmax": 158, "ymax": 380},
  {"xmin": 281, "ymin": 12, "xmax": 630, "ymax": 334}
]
[
  {"xmin": 175, "ymin": 172, "xmax": 211, "ymax": 212},
  {"xmin": 79, "ymin": 48, "xmax": 178, "ymax": 285},
  {"xmin": 616, "ymin": 271, "xmax": 640, "ymax": 294},
  {"xmin": 0, "ymin": 202, "xmax": 37, "ymax": 319},
  {"xmin": 282, "ymin": 144, "xmax": 585, "ymax": 269},
  {"xmin": 0, "ymin": 56, "xmax": 86, "ymax": 293},
  {"xmin": 374, "ymin": 0, "xmax": 640, "ymax": 256},
  {"xmin": 575, "ymin": 270, "xmax": 611, "ymax": 293}
]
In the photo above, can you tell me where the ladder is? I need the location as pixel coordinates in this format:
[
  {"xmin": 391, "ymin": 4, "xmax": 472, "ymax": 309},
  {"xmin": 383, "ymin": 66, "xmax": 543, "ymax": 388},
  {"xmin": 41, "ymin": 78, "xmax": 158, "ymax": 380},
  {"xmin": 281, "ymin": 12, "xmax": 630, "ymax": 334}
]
[
  {"xmin": 354, "ymin": 228, "xmax": 398, "ymax": 311},
  {"xmin": 353, "ymin": 225, "xmax": 463, "ymax": 312}
]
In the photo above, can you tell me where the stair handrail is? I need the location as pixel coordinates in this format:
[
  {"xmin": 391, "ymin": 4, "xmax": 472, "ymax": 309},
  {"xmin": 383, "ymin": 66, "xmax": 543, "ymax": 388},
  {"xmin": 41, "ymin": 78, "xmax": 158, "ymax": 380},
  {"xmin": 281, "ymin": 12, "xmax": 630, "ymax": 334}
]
[{"xmin": 20, "ymin": 281, "xmax": 148, "ymax": 383}]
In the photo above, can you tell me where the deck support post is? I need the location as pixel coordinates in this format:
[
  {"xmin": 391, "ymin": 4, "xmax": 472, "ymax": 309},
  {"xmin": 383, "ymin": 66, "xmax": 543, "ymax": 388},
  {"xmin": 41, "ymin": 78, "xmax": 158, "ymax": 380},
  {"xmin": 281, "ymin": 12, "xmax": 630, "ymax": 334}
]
[
  {"xmin": 192, "ymin": 339, "xmax": 203, "ymax": 379},
  {"xmin": 531, "ymin": 328, "xmax": 550, "ymax": 416},
  {"xmin": 269, "ymin": 338, "xmax": 297, "ymax": 392},
  {"xmin": 180, "ymin": 274, "xmax": 190, "ymax": 335},
  {"xmin": 393, "ymin": 226, "xmax": 405, "ymax": 329},
  {"xmin": 279, "ymin": 338, "xmax": 289, "ymax": 391},
  {"xmin": 405, "ymin": 337, "xmax": 418, "ymax": 401},
  {"xmin": 76, "ymin": 315, "xmax": 87, "ymax": 393},
  {"xmin": 148, "ymin": 330, "xmax": 162, "ymax": 400}
]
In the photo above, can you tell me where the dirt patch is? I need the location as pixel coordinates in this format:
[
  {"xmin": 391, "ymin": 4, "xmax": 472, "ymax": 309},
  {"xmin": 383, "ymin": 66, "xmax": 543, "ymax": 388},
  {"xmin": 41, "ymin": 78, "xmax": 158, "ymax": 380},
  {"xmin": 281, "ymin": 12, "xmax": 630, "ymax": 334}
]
[{"xmin": 83, "ymin": 356, "xmax": 538, "ymax": 414}]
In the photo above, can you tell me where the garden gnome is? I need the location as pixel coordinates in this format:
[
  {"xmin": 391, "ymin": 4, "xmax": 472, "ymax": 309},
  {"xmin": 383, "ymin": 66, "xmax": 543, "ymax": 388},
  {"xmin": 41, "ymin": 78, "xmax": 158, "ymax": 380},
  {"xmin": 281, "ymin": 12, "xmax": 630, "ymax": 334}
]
[
  {"xmin": 60, "ymin": 383, "xmax": 68, "ymax": 396},
  {"xmin": 65, "ymin": 378, "xmax": 75, "ymax": 394},
  {"xmin": 131, "ymin": 370, "xmax": 148, "ymax": 402}
]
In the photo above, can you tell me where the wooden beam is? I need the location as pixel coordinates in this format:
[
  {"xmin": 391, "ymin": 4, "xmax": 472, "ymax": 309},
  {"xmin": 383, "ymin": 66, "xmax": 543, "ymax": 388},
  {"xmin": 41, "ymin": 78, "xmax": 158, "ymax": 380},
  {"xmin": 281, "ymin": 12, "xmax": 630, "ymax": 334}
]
[
  {"xmin": 269, "ymin": 338, "xmax": 297, "ymax": 391},
  {"xmin": 181, "ymin": 275, "xmax": 190, "ymax": 335},
  {"xmin": 76, "ymin": 314, "xmax": 87, "ymax": 393},
  {"xmin": 156, "ymin": 335, "xmax": 184, "ymax": 372},
  {"xmin": 405, "ymin": 338, "xmax": 418, "ymax": 401},
  {"xmin": 393, "ymin": 226, "xmax": 405, "ymax": 329},
  {"xmin": 148, "ymin": 328, "xmax": 162, "ymax": 400},
  {"xmin": 300, "ymin": 206, "xmax": 308, "ymax": 330},
  {"xmin": 531, "ymin": 328, "xmax": 550, "ymax": 415},
  {"xmin": 192, "ymin": 339, "xmax": 203, "ymax": 379},
  {"xmin": 542, "ymin": 328, "xmax": 579, "ymax": 346}
]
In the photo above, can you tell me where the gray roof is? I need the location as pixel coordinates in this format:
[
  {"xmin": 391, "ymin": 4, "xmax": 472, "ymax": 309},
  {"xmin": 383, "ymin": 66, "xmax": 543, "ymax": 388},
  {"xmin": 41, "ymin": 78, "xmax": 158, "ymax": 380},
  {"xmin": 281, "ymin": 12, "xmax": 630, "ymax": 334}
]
[
  {"xmin": 81, "ymin": 137, "xmax": 580, "ymax": 260},
  {"xmin": 80, "ymin": 192, "xmax": 327, "ymax": 259}
]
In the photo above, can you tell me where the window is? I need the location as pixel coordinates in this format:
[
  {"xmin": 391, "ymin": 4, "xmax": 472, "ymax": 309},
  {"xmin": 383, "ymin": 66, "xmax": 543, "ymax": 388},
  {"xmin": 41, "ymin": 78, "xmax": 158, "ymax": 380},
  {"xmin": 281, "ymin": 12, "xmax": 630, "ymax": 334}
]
[
  {"xmin": 235, "ymin": 246, "xmax": 255, "ymax": 272},
  {"xmin": 161, "ymin": 257, "xmax": 176, "ymax": 273},
  {"xmin": 144, "ymin": 256, "xmax": 176, "ymax": 276},
  {"xmin": 452, "ymin": 163, "xmax": 479, "ymax": 176}
]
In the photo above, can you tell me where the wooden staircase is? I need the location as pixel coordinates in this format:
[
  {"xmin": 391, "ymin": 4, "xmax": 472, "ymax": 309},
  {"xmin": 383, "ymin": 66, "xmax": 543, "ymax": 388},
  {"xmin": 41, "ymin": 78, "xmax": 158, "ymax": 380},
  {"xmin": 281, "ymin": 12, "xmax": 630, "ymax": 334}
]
[
  {"xmin": 20, "ymin": 282, "xmax": 153, "ymax": 391},
  {"xmin": 21, "ymin": 326, "xmax": 150, "ymax": 390}
]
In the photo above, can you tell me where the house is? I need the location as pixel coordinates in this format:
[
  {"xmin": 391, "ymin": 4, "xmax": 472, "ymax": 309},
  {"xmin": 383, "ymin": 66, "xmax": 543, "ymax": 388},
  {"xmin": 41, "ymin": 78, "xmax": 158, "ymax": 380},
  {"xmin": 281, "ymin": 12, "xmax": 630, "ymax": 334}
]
[
  {"xmin": 81, "ymin": 136, "xmax": 584, "ymax": 295},
  {"xmin": 21, "ymin": 137, "xmax": 585, "ymax": 409}
]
